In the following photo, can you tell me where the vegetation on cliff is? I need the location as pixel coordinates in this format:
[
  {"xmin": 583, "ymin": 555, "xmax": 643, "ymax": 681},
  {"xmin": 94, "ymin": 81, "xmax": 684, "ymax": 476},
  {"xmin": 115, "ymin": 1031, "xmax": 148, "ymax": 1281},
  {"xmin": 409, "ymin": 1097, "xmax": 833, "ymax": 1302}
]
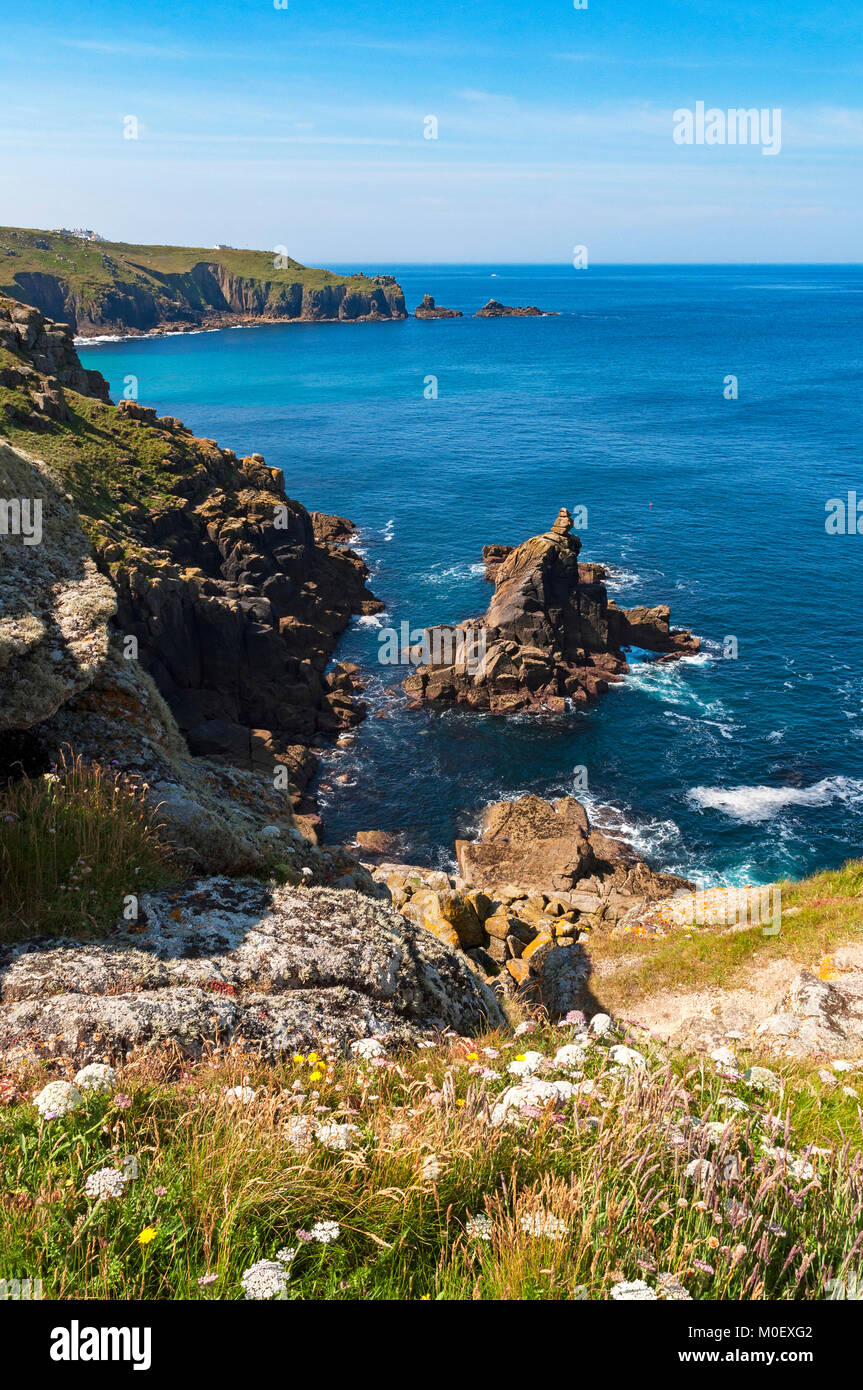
[{"xmin": 0, "ymin": 227, "xmax": 406, "ymax": 334}]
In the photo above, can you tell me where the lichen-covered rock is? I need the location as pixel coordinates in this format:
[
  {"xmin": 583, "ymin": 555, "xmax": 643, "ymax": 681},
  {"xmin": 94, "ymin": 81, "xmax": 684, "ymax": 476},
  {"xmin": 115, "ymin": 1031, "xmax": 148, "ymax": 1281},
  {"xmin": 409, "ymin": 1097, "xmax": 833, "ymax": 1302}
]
[
  {"xmin": 0, "ymin": 440, "xmax": 115, "ymax": 731},
  {"xmin": 0, "ymin": 877, "xmax": 506, "ymax": 1065}
]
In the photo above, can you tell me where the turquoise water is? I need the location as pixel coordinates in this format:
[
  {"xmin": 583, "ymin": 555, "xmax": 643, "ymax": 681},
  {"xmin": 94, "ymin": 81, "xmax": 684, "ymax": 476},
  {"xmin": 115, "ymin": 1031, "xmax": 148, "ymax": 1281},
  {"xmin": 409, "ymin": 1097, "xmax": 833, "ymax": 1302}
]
[{"xmin": 79, "ymin": 265, "xmax": 863, "ymax": 885}]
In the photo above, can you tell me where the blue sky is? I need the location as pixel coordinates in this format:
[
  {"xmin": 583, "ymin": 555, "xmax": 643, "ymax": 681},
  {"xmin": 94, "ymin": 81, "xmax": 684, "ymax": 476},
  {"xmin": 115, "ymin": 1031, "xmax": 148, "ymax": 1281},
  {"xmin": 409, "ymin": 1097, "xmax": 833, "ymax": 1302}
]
[{"xmin": 2, "ymin": 0, "xmax": 861, "ymax": 262}]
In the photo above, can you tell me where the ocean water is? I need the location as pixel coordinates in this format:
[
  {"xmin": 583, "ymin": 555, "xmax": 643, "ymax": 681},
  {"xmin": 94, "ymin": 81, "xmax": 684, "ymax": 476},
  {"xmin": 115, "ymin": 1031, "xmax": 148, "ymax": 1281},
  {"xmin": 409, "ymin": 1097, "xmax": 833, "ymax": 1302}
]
[{"xmin": 79, "ymin": 265, "xmax": 863, "ymax": 886}]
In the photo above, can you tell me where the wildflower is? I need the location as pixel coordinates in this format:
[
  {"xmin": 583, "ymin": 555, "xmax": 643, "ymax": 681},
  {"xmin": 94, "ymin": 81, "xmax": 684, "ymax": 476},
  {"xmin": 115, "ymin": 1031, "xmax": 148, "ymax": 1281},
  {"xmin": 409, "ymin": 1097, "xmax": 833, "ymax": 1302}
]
[
  {"xmin": 466, "ymin": 1052, "xmax": 479, "ymax": 1061},
  {"xmin": 692, "ymin": 1259, "xmax": 715, "ymax": 1275},
  {"xmin": 519, "ymin": 1212, "xmax": 568, "ymax": 1240},
  {"xmin": 34, "ymin": 1080, "xmax": 81, "ymax": 1120},
  {"xmin": 241, "ymin": 1259, "xmax": 289, "ymax": 1300},
  {"xmin": 223, "ymin": 1085, "xmax": 257, "ymax": 1106},
  {"xmin": 744, "ymin": 1066, "xmax": 781, "ymax": 1094},
  {"xmin": 421, "ymin": 1155, "xmax": 441, "ymax": 1180},
  {"xmin": 553, "ymin": 1043, "xmax": 588, "ymax": 1070},
  {"xmin": 113, "ymin": 1093, "xmax": 132, "ymax": 1110},
  {"xmin": 153, "ymin": 1186, "xmax": 168, "ymax": 1196},
  {"xmin": 284, "ymin": 1115, "xmax": 315, "ymax": 1151},
  {"xmin": 74, "ymin": 1063, "xmax": 117, "ymax": 1094},
  {"xmin": 465, "ymin": 1213, "xmax": 493, "ymax": 1241},
  {"xmin": 482, "ymin": 1047, "xmax": 500, "ymax": 1059},
  {"xmin": 656, "ymin": 1272, "xmax": 692, "ymax": 1301},
  {"xmin": 514, "ymin": 1021, "xmax": 535, "ymax": 1037},
  {"xmin": 350, "ymin": 1038, "xmax": 386, "ymax": 1060},
  {"xmin": 610, "ymin": 1280, "xmax": 657, "ymax": 1301},
  {"xmin": 707, "ymin": 1236, "xmax": 720, "ymax": 1250},
  {"xmin": 307, "ymin": 1052, "xmax": 319, "ymax": 1065},
  {"xmin": 275, "ymin": 1247, "xmax": 297, "ymax": 1265},
  {"xmin": 608, "ymin": 1045, "xmax": 646, "ymax": 1070},
  {"xmin": 84, "ymin": 1167, "xmax": 128, "ymax": 1201},
  {"xmin": 507, "ymin": 1051, "xmax": 545, "ymax": 1078},
  {"xmin": 588, "ymin": 1013, "xmax": 613, "ymax": 1036},
  {"xmin": 685, "ymin": 1159, "xmax": 716, "ymax": 1185},
  {"xmin": 197, "ymin": 1273, "xmax": 218, "ymax": 1287},
  {"xmin": 309, "ymin": 1220, "xmax": 340, "ymax": 1244},
  {"xmin": 137, "ymin": 1227, "xmax": 157, "ymax": 1246},
  {"xmin": 315, "ymin": 1123, "xmax": 360, "ymax": 1152},
  {"xmin": 309, "ymin": 1071, "xmax": 324, "ymax": 1085},
  {"xmin": 292, "ymin": 1053, "xmax": 305, "ymax": 1064}
]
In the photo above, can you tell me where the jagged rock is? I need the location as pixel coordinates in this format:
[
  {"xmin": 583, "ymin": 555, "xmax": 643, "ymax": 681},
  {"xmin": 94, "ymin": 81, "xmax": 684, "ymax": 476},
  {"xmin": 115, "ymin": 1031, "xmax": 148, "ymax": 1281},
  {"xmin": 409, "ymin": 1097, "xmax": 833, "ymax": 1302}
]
[
  {"xmin": 0, "ymin": 878, "xmax": 506, "ymax": 1066},
  {"xmin": 415, "ymin": 294, "xmax": 462, "ymax": 320},
  {"xmin": 474, "ymin": 300, "xmax": 551, "ymax": 318},
  {"xmin": 457, "ymin": 795, "xmax": 595, "ymax": 894},
  {"xmin": 403, "ymin": 509, "xmax": 698, "ymax": 713},
  {"xmin": 0, "ymin": 296, "xmax": 384, "ymax": 769},
  {"xmin": 0, "ymin": 439, "xmax": 115, "ymax": 731}
]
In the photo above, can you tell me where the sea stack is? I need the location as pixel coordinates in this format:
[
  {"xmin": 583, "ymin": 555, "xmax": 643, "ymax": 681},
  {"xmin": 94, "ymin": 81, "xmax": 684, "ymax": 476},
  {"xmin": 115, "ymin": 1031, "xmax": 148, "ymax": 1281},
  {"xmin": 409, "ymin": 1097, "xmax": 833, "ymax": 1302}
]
[{"xmin": 403, "ymin": 508, "xmax": 699, "ymax": 713}]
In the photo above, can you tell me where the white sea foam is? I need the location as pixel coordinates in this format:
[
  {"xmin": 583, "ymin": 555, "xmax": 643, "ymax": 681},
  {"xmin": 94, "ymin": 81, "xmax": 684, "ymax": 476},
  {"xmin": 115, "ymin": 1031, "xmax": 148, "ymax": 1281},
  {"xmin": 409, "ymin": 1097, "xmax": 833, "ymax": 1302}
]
[
  {"xmin": 382, "ymin": 518, "xmax": 395, "ymax": 542},
  {"xmin": 356, "ymin": 612, "xmax": 386, "ymax": 628},
  {"xmin": 687, "ymin": 776, "xmax": 863, "ymax": 824}
]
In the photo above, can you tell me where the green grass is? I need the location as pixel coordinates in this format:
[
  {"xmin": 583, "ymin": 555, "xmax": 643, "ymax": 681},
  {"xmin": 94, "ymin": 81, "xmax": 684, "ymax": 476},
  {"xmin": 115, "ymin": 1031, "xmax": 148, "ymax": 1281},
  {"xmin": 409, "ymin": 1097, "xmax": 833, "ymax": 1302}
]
[
  {"xmin": 1, "ymin": 1023, "xmax": 860, "ymax": 1300},
  {"xmin": 0, "ymin": 752, "xmax": 179, "ymax": 941},
  {"xmin": 591, "ymin": 860, "xmax": 863, "ymax": 1014}
]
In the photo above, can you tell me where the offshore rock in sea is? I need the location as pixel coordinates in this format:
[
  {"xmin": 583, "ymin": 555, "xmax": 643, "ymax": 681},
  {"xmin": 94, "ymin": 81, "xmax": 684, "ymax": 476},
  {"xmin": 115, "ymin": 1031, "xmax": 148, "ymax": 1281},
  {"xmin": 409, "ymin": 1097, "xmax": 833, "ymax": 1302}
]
[
  {"xmin": 474, "ymin": 299, "xmax": 552, "ymax": 317},
  {"xmin": 403, "ymin": 508, "xmax": 699, "ymax": 713},
  {"xmin": 415, "ymin": 294, "xmax": 462, "ymax": 319}
]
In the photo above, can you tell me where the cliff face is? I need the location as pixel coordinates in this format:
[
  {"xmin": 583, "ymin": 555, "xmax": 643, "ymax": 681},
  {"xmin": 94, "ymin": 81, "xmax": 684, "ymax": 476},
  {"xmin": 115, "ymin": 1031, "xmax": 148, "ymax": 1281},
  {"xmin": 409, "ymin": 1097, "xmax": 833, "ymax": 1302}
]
[
  {"xmin": 0, "ymin": 228, "xmax": 407, "ymax": 336},
  {"xmin": 0, "ymin": 295, "xmax": 381, "ymax": 825}
]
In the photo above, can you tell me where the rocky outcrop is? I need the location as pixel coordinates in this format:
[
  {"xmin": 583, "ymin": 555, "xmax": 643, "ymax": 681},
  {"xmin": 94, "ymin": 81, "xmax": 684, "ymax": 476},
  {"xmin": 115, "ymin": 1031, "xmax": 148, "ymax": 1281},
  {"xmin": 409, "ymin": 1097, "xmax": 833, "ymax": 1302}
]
[
  {"xmin": 0, "ymin": 878, "xmax": 506, "ymax": 1065},
  {"xmin": 0, "ymin": 440, "xmax": 115, "ymax": 731},
  {"xmin": 415, "ymin": 294, "xmax": 462, "ymax": 320},
  {"xmin": 403, "ymin": 508, "xmax": 698, "ymax": 713},
  {"xmin": 474, "ymin": 300, "xmax": 552, "ymax": 318},
  {"xmin": 0, "ymin": 299, "xmax": 109, "ymax": 409},
  {"xmin": 367, "ymin": 793, "xmax": 692, "ymax": 1012},
  {"xmin": 0, "ymin": 297, "xmax": 384, "ymax": 804}
]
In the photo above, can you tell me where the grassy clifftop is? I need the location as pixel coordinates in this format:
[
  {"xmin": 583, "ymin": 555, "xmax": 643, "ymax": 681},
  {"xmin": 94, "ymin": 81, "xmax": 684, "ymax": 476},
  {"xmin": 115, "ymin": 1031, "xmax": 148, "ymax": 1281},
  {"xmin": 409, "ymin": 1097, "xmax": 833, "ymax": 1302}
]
[{"xmin": 0, "ymin": 226, "xmax": 406, "ymax": 334}]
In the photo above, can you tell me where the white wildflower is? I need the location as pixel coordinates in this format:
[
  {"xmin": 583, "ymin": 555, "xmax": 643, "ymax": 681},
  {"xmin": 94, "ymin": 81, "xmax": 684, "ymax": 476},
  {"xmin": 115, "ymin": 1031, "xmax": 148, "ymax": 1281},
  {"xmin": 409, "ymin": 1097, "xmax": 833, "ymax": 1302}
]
[
  {"xmin": 274, "ymin": 1246, "xmax": 297, "ymax": 1265},
  {"xmin": 465, "ymin": 1213, "xmax": 493, "ymax": 1241},
  {"xmin": 309, "ymin": 1220, "xmax": 340, "ymax": 1244},
  {"xmin": 610, "ymin": 1279, "xmax": 658, "ymax": 1301},
  {"xmin": 745, "ymin": 1065, "xmax": 781, "ymax": 1093},
  {"xmin": 223, "ymin": 1085, "xmax": 257, "ymax": 1106},
  {"xmin": 34, "ymin": 1080, "xmax": 81, "ymax": 1119},
  {"xmin": 84, "ymin": 1166, "xmax": 128, "ymax": 1201},
  {"xmin": 588, "ymin": 1013, "xmax": 613, "ymax": 1036},
  {"xmin": 685, "ymin": 1158, "xmax": 716, "ymax": 1185},
  {"xmin": 350, "ymin": 1038, "xmax": 386, "ymax": 1060},
  {"xmin": 514, "ymin": 1021, "xmax": 534, "ymax": 1037},
  {"xmin": 553, "ymin": 1043, "xmax": 588, "ymax": 1070},
  {"xmin": 519, "ymin": 1212, "xmax": 568, "ymax": 1240},
  {"xmin": 656, "ymin": 1272, "xmax": 692, "ymax": 1301},
  {"xmin": 420, "ymin": 1154, "xmax": 441, "ymax": 1180},
  {"xmin": 507, "ymin": 1050, "xmax": 546, "ymax": 1077},
  {"xmin": 315, "ymin": 1123, "xmax": 360, "ymax": 1152},
  {"xmin": 710, "ymin": 1046, "xmax": 739, "ymax": 1069},
  {"xmin": 241, "ymin": 1259, "xmax": 289, "ymax": 1300},
  {"xmin": 284, "ymin": 1115, "xmax": 315, "ymax": 1151},
  {"xmin": 74, "ymin": 1063, "xmax": 117, "ymax": 1094},
  {"xmin": 832, "ymin": 1059, "xmax": 852, "ymax": 1073},
  {"xmin": 608, "ymin": 1045, "xmax": 646, "ymax": 1070}
]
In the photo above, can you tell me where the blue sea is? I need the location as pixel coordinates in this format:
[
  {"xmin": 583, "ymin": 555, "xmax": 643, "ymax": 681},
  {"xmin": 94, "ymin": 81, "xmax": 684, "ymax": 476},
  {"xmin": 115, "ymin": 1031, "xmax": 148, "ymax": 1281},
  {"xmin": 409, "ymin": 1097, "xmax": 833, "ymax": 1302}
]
[{"xmin": 79, "ymin": 265, "xmax": 863, "ymax": 887}]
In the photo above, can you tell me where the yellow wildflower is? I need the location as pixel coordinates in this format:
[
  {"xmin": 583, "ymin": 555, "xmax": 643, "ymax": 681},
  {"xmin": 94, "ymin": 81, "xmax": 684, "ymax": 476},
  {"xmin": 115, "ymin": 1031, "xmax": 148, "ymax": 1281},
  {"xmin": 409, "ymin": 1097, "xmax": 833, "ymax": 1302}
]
[{"xmin": 137, "ymin": 1227, "xmax": 157, "ymax": 1246}]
